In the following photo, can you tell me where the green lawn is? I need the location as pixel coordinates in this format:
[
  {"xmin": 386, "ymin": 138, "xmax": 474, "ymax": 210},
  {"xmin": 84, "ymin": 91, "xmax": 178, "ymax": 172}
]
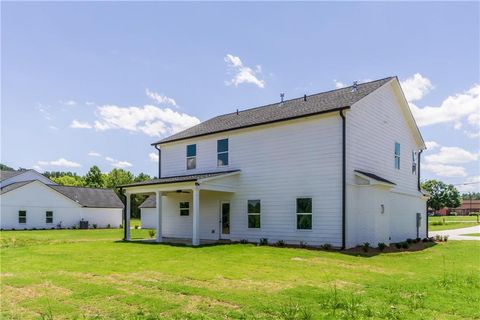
[
  {"xmin": 461, "ymin": 233, "xmax": 480, "ymax": 237},
  {"xmin": 429, "ymin": 216, "xmax": 480, "ymax": 231},
  {"xmin": 1, "ymin": 230, "xmax": 479, "ymax": 319}
]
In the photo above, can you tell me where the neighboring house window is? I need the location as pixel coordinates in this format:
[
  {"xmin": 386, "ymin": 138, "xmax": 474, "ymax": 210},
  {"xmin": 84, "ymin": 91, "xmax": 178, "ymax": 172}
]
[
  {"xmin": 46, "ymin": 211, "xmax": 53, "ymax": 224},
  {"xmin": 186, "ymin": 144, "xmax": 196, "ymax": 170},
  {"xmin": 247, "ymin": 200, "xmax": 261, "ymax": 228},
  {"xmin": 296, "ymin": 198, "xmax": 312, "ymax": 230},
  {"xmin": 412, "ymin": 151, "xmax": 417, "ymax": 174},
  {"xmin": 18, "ymin": 210, "xmax": 26, "ymax": 224},
  {"xmin": 394, "ymin": 142, "xmax": 401, "ymax": 170},
  {"xmin": 217, "ymin": 139, "xmax": 229, "ymax": 166},
  {"xmin": 180, "ymin": 202, "xmax": 190, "ymax": 216}
]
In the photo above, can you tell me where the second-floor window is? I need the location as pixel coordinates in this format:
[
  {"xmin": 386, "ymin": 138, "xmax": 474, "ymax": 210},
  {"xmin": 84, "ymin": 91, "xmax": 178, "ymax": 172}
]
[
  {"xmin": 46, "ymin": 211, "xmax": 53, "ymax": 223},
  {"xmin": 394, "ymin": 142, "xmax": 401, "ymax": 170},
  {"xmin": 412, "ymin": 151, "xmax": 417, "ymax": 174},
  {"xmin": 186, "ymin": 144, "xmax": 196, "ymax": 170},
  {"xmin": 217, "ymin": 139, "xmax": 229, "ymax": 166}
]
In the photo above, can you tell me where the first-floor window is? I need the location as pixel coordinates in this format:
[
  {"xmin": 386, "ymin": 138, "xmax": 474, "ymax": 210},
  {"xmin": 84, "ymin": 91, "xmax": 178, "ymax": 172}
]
[
  {"xmin": 46, "ymin": 211, "xmax": 53, "ymax": 223},
  {"xmin": 180, "ymin": 202, "xmax": 190, "ymax": 216},
  {"xmin": 296, "ymin": 198, "xmax": 312, "ymax": 230},
  {"xmin": 247, "ymin": 200, "xmax": 261, "ymax": 228},
  {"xmin": 18, "ymin": 210, "xmax": 26, "ymax": 224}
]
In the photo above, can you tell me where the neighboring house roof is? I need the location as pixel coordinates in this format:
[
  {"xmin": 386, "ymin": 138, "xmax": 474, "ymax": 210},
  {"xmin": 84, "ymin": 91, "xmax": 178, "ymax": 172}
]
[
  {"xmin": 0, "ymin": 180, "xmax": 35, "ymax": 194},
  {"xmin": 0, "ymin": 170, "xmax": 25, "ymax": 181},
  {"xmin": 154, "ymin": 77, "xmax": 395, "ymax": 145},
  {"xmin": 0, "ymin": 180, "xmax": 124, "ymax": 208},
  {"xmin": 120, "ymin": 170, "xmax": 241, "ymax": 188},
  {"xmin": 139, "ymin": 195, "xmax": 156, "ymax": 208},
  {"xmin": 354, "ymin": 170, "xmax": 396, "ymax": 185}
]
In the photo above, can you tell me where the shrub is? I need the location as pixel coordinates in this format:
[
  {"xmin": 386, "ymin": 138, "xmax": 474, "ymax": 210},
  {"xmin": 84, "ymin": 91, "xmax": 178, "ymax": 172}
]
[
  {"xmin": 119, "ymin": 224, "xmax": 123, "ymax": 228},
  {"xmin": 259, "ymin": 238, "xmax": 268, "ymax": 246},
  {"xmin": 320, "ymin": 243, "xmax": 332, "ymax": 250},
  {"xmin": 401, "ymin": 242, "xmax": 409, "ymax": 249},
  {"xmin": 434, "ymin": 234, "xmax": 442, "ymax": 242},
  {"xmin": 276, "ymin": 240, "xmax": 286, "ymax": 247},
  {"xmin": 468, "ymin": 212, "xmax": 479, "ymax": 216},
  {"xmin": 406, "ymin": 238, "xmax": 413, "ymax": 244},
  {"xmin": 431, "ymin": 221, "xmax": 444, "ymax": 226},
  {"xmin": 443, "ymin": 235, "xmax": 449, "ymax": 242},
  {"xmin": 239, "ymin": 239, "xmax": 248, "ymax": 244},
  {"xmin": 422, "ymin": 237, "xmax": 429, "ymax": 242},
  {"xmin": 299, "ymin": 241, "xmax": 308, "ymax": 248},
  {"xmin": 148, "ymin": 229, "xmax": 156, "ymax": 238},
  {"xmin": 107, "ymin": 224, "xmax": 111, "ymax": 229},
  {"xmin": 377, "ymin": 242, "xmax": 387, "ymax": 251},
  {"xmin": 71, "ymin": 225, "xmax": 77, "ymax": 230},
  {"xmin": 361, "ymin": 242, "xmax": 370, "ymax": 252},
  {"xmin": 134, "ymin": 225, "xmax": 139, "ymax": 229},
  {"xmin": 415, "ymin": 237, "xmax": 421, "ymax": 243},
  {"xmin": 92, "ymin": 224, "xmax": 97, "ymax": 229},
  {"xmin": 395, "ymin": 243, "xmax": 402, "ymax": 249}
]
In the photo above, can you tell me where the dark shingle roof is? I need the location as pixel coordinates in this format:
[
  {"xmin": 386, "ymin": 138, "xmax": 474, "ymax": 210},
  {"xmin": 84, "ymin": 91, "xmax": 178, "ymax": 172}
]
[
  {"xmin": 121, "ymin": 170, "xmax": 240, "ymax": 188},
  {"xmin": 49, "ymin": 185, "xmax": 124, "ymax": 208},
  {"xmin": 154, "ymin": 77, "xmax": 394, "ymax": 144},
  {"xmin": 355, "ymin": 170, "xmax": 396, "ymax": 185},
  {"xmin": 139, "ymin": 195, "xmax": 156, "ymax": 208},
  {"xmin": 0, "ymin": 181, "xmax": 34, "ymax": 194},
  {"xmin": 0, "ymin": 170, "xmax": 24, "ymax": 181}
]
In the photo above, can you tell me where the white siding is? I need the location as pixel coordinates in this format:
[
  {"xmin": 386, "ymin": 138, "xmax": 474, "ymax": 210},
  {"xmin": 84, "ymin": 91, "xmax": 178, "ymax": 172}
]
[
  {"xmin": 0, "ymin": 181, "xmax": 122, "ymax": 229},
  {"xmin": 160, "ymin": 113, "xmax": 343, "ymax": 246}
]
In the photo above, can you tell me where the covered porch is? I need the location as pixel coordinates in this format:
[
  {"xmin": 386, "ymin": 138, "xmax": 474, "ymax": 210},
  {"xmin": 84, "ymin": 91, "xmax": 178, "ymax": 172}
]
[{"xmin": 120, "ymin": 170, "xmax": 240, "ymax": 246}]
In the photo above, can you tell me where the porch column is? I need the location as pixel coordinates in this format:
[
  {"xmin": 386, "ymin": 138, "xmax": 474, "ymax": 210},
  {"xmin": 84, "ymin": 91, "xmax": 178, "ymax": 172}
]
[
  {"xmin": 192, "ymin": 187, "xmax": 200, "ymax": 246},
  {"xmin": 155, "ymin": 191, "xmax": 163, "ymax": 243},
  {"xmin": 125, "ymin": 193, "xmax": 131, "ymax": 241}
]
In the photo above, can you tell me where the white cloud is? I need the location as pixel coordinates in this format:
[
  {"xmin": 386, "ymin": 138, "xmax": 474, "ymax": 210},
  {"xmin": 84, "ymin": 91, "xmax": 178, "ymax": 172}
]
[
  {"xmin": 61, "ymin": 100, "xmax": 77, "ymax": 106},
  {"xmin": 105, "ymin": 157, "xmax": 114, "ymax": 162},
  {"xmin": 457, "ymin": 176, "xmax": 480, "ymax": 193},
  {"xmin": 425, "ymin": 141, "xmax": 440, "ymax": 150},
  {"xmin": 111, "ymin": 160, "xmax": 132, "ymax": 169},
  {"xmin": 145, "ymin": 89, "xmax": 177, "ymax": 107},
  {"xmin": 36, "ymin": 104, "xmax": 53, "ymax": 121},
  {"xmin": 37, "ymin": 158, "xmax": 82, "ymax": 168},
  {"xmin": 86, "ymin": 101, "xmax": 95, "ymax": 106},
  {"xmin": 94, "ymin": 104, "xmax": 200, "ymax": 137},
  {"xmin": 224, "ymin": 54, "xmax": 265, "ymax": 88},
  {"xmin": 400, "ymin": 73, "xmax": 434, "ymax": 102},
  {"xmin": 334, "ymin": 80, "xmax": 346, "ymax": 89},
  {"xmin": 468, "ymin": 113, "xmax": 480, "ymax": 126},
  {"xmin": 70, "ymin": 120, "xmax": 92, "ymax": 129},
  {"xmin": 464, "ymin": 130, "xmax": 480, "ymax": 139},
  {"xmin": 49, "ymin": 125, "xmax": 58, "ymax": 130},
  {"xmin": 424, "ymin": 146, "xmax": 478, "ymax": 165},
  {"xmin": 422, "ymin": 163, "xmax": 467, "ymax": 177},
  {"xmin": 407, "ymin": 83, "xmax": 480, "ymax": 127},
  {"xmin": 88, "ymin": 151, "xmax": 101, "ymax": 157},
  {"xmin": 149, "ymin": 152, "xmax": 159, "ymax": 162}
]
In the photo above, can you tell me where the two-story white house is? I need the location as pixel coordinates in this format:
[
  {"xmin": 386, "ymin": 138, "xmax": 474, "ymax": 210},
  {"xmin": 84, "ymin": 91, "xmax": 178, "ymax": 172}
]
[{"xmin": 121, "ymin": 77, "xmax": 428, "ymax": 248}]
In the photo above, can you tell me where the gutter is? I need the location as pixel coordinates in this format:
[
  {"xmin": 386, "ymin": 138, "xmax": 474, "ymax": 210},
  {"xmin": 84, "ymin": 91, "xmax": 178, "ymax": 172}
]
[
  {"xmin": 154, "ymin": 144, "xmax": 162, "ymax": 178},
  {"xmin": 339, "ymin": 109, "xmax": 347, "ymax": 250}
]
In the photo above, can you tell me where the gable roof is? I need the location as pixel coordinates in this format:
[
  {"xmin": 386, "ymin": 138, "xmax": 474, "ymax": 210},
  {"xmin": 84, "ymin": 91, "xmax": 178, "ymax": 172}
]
[
  {"xmin": 139, "ymin": 195, "xmax": 156, "ymax": 208},
  {"xmin": 0, "ymin": 170, "xmax": 25, "ymax": 181},
  {"xmin": 154, "ymin": 77, "xmax": 395, "ymax": 145},
  {"xmin": 0, "ymin": 180, "xmax": 123, "ymax": 208},
  {"xmin": 120, "ymin": 170, "xmax": 240, "ymax": 188}
]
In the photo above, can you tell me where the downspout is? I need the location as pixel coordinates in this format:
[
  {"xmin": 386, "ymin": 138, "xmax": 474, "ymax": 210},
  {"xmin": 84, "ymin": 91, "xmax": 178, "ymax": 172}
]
[
  {"xmin": 418, "ymin": 149, "xmax": 428, "ymax": 237},
  {"xmin": 340, "ymin": 110, "xmax": 347, "ymax": 250},
  {"xmin": 417, "ymin": 150, "xmax": 422, "ymax": 191},
  {"xmin": 119, "ymin": 187, "xmax": 127, "ymax": 241},
  {"xmin": 154, "ymin": 144, "xmax": 162, "ymax": 178}
]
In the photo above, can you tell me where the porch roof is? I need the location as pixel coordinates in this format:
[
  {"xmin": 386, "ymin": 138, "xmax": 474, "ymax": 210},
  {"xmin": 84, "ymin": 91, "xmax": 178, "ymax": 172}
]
[{"xmin": 120, "ymin": 170, "xmax": 240, "ymax": 188}]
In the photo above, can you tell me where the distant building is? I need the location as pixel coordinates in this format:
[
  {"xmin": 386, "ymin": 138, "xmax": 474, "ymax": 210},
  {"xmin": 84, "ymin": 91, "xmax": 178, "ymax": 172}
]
[{"xmin": 434, "ymin": 199, "xmax": 480, "ymax": 216}]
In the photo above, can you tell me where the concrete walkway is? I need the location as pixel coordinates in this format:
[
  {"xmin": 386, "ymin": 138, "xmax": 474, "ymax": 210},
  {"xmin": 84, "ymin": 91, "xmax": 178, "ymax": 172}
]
[{"xmin": 429, "ymin": 225, "xmax": 480, "ymax": 241}]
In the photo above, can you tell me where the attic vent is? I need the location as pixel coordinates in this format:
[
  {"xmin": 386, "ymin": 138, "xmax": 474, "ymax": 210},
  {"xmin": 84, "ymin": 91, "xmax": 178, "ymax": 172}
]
[
  {"xmin": 280, "ymin": 93, "xmax": 285, "ymax": 102},
  {"xmin": 351, "ymin": 81, "xmax": 358, "ymax": 92},
  {"xmin": 303, "ymin": 94, "xmax": 307, "ymax": 102},
  {"xmin": 236, "ymin": 109, "xmax": 239, "ymax": 115}
]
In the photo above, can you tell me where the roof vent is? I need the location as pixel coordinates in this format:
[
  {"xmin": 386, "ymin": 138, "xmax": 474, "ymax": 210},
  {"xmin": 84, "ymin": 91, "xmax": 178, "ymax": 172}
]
[
  {"xmin": 236, "ymin": 109, "xmax": 239, "ymax": 115},
  {"xmin": 303, "ymin": 94, "xmax": 307, "ymax": 102},
  {"xmin": 280, "ymin": 93, "xmax": 285, "ymax": 102},
  {"xmin": 351, "ymin": 81, "xmax": 358, "ymax": 92}
]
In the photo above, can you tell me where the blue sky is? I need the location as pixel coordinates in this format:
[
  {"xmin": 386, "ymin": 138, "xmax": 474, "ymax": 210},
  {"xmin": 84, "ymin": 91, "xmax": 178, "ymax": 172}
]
[{"xmin": 1, "ymin": 2, "xmax": 479, "ymax": 192}]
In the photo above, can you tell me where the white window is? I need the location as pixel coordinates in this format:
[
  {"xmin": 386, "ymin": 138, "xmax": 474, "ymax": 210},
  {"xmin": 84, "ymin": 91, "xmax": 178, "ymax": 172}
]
[
  {"xmin": 394, "ymin": 142, "xmax": 401, "ymax": 170},
  {"xmin": 412, "ymin": 151, "xmax": 417, "ymax": 174},
  {"xmin": 186, "ymin": 144, "xmax": 196, "ymax": 170},
  {"xmin": 180, "ymin": 202, "xmax": 190, "ymax": 216},
  {"xmin": 296, "ymin": 198, "xmax": 312, "ymax": 230},
  {"xmin": 217, "ymin": 139, "xmax": 229, "ymax": 166},
  {"xmin": 247, "ymin": 200, "xmax": 261, "ymax": 228}
]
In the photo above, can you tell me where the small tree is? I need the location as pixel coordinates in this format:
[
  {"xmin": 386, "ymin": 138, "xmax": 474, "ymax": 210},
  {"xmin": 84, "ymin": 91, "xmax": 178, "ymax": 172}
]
[
  {"xmin": 422, "ymin": 179, "xmax": 461, "ymax": 213},
  {"xmin": 84, "ymin": 165, "xmax": 104, "ymax": 188}
]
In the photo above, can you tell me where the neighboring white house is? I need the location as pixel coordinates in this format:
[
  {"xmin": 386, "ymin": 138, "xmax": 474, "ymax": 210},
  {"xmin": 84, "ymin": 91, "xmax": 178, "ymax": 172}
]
[
  {"xmin": 0, "ymin": 170, "xmax": 123, "ymax": 230},
  {"xmin": 126, "ymin": 77, "xmax": 428, "ymax": 248}
]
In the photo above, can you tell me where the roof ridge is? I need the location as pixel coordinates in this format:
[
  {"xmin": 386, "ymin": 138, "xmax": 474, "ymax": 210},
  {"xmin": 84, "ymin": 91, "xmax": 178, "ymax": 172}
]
[{"xmin": 51, "ymin": 184, "xmax": 115, "ymax": 191}]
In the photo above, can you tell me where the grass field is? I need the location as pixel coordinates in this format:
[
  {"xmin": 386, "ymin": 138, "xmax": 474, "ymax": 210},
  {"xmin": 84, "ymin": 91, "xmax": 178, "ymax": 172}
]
[
  {"xmin": 429, "ymin": 215, "xmax": 480, "ymax": 231},
  {"xmin": 461, "ymin": 233, "xmax": 480, "ymax": 237},
  {"xmin": 1, "ymin": 230, "xmax": 479, "ymax": 320}
]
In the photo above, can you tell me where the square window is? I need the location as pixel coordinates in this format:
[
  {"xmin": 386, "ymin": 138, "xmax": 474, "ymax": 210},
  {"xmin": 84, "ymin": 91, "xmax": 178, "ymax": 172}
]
[
  {"xmin": 297, "ymin": 215, "xmax": 312, "ymax": 230},
  {"xmin": 217, "ymin": 139, "xmax": 228, "ymax": 153},
  {"xmin": 187, "ymin": 144, "xmax": 196, "ymax": 157},
  {"xmin": 18, "ymin": 210, "xmax": 26, "ymax": 224},
  {"xmin": 248, "ymin": 215, "xmax": 261, "ymax": 228},
  {"xmin": 187, "ymin": 157, "xmax": 196, "ymax": 170},
  {"xmin": 46, "ymin": 211, "xmax": 53, "ymax": 224},
  {"xmin": 180, "ymin": 202, "xmax": 190, "ymax": 216},
  {"xmin": 217, "ymin": 152, "xmax": 229, "ymax": 166},
  {"xmin": 296, "ymin": 198, "xmax": 312, "ymax": 214}
]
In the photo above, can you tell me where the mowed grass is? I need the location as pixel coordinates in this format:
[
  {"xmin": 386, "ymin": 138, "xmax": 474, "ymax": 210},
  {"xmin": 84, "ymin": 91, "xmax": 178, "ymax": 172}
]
[
  {"xmin": 1, "ymin": 230, "xmax": 479, "ymax": 320},
  {"xmin": 429, "ymin": 215, "xmax": 480, "ymax": 231},
  {"xmin": 461, "ymin": 233, "xmax": 480, "ymax": 237}
]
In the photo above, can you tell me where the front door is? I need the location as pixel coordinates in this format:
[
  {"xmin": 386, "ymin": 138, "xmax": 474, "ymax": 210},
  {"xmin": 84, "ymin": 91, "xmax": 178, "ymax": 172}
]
[{"xmin": 220, "ymin": 201, "xmax": 230, "ymax": 239}]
